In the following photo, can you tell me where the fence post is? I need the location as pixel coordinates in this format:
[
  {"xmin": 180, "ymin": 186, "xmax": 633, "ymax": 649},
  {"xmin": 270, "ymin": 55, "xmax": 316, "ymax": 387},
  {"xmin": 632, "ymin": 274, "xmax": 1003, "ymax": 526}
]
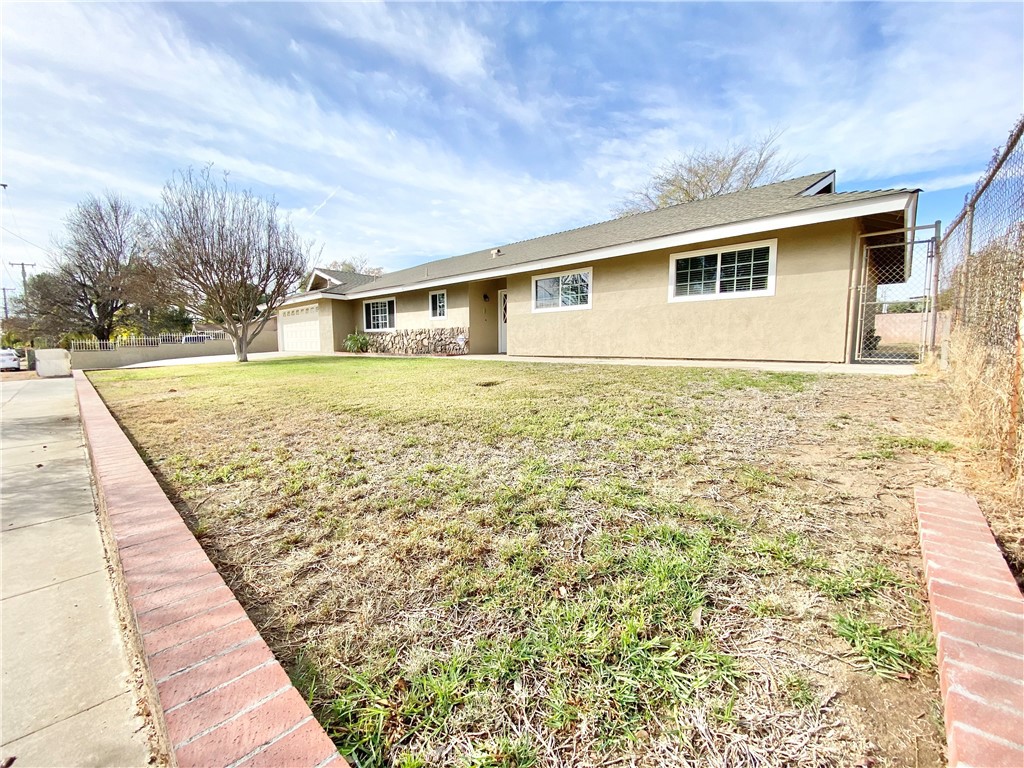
[
  {"xmin": 957, "ymin": 203, "xmax": 974, "ymax": 327},
  {"xmin": 929, "ymin": 220, "xmax": 942, "ymax": 353}
]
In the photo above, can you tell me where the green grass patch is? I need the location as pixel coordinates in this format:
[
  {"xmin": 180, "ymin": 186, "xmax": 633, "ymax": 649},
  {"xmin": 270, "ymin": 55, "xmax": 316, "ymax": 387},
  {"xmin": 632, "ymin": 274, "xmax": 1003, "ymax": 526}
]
[
  {"xmin": 783, "ymin": 674, "xmax": 816, "ymax": 708},
  {"xmin": 857, "ymin": 434, "xmax": 955, "ymax": 460},
  {"xmin": 810, "ymin": 564, "xmax": 904, "ymax": 600},
  {"xmin": 834, "ymin": 615, "xmax": 935, "ymax": 678}
]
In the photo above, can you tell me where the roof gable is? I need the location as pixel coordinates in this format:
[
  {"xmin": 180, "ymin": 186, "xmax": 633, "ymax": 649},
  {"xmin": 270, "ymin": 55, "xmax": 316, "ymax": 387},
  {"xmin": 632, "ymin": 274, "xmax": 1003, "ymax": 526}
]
[{"xmin": 305, "ymin": 268, "xmax": 378, "ymax": 293}]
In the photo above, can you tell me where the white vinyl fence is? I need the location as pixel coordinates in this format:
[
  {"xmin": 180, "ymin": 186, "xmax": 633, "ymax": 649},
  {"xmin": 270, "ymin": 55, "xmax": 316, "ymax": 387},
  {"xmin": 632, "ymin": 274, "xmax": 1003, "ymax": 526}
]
[{"xmin": 69, "ymin": 331, "xmax": 228, "ymax": 351}]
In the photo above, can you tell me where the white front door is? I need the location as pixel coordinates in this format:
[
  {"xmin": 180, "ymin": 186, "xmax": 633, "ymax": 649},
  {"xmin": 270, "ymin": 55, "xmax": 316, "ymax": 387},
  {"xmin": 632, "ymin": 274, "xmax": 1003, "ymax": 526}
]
[{"xmin": 497, "ymin": 290, "xmax": 508, "ymax": 354}]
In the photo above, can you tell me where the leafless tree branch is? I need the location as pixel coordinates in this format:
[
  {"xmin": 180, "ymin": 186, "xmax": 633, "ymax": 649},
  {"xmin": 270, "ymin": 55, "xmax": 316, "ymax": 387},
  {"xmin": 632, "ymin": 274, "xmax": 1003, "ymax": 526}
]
[
  {"xmin": 148, "ymin": 167, "xmax": 316, "ymax": 362},
  {"xmin": 615, "ymin": 129, "xmax": 797, "ymax": 217}
]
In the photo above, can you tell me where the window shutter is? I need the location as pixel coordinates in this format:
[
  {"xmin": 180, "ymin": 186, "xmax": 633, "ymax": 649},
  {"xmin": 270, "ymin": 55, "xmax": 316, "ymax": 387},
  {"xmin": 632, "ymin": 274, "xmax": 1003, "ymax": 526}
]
[
  {"xmin": 364, "ymin": 303, "xmax": 372, "ymax": 330},
  {"xmin": 388, "ymin": 299, "xmax": 396, "ymax": 329}
]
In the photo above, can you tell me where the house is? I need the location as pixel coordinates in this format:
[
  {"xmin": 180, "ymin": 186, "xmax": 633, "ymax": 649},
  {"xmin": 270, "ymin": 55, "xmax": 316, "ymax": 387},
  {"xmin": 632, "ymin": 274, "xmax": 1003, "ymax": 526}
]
[{"xmin": 277, "ymin": 171, "xmax": 922, "ymax": 363}]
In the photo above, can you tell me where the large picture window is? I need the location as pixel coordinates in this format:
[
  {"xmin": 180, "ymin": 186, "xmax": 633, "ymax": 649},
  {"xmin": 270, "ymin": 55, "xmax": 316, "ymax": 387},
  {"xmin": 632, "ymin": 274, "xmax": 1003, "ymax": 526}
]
[
  {"xmin": 363, "ymin": 298, "xmax": 396, "ymax": 331},
  {"xmin": 669, "ymin": 240, "xmax": 776, "ymax": 302},
  {"xmin": 532, "ymin": 267, "xmax": 592, "ymax": 312}
]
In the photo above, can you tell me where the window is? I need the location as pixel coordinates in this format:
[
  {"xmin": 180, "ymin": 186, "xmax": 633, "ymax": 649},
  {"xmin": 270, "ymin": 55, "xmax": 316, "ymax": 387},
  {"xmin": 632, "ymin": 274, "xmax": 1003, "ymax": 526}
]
[
  {"xmin": 532, "ymin": 267, "xmax": 592, "ymax": 312},
  {"xmin": 363, "ymin": 298, "xmax": 396, "ymax": 331},
  {"xmin": 429, "ymin": 290, "xmax": 447, "ymax": 319},
  {"xmin": 669, "ymin": 240, "xmax": 776, "ymax": 302}
]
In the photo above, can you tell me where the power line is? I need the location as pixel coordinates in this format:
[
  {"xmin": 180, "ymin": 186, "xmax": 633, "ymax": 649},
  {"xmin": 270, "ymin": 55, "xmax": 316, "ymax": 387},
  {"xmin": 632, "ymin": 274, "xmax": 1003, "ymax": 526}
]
[
  {"xmin": 0, "ymin": 226, "xmax": 52, "ymax": 256},
  {"xmin": 0, "ymin": 186, "xmax": 31, "ymax": 244},
  {"xmin": 2, "ymin": 259, "xmax": 19, "ymax": 287}
]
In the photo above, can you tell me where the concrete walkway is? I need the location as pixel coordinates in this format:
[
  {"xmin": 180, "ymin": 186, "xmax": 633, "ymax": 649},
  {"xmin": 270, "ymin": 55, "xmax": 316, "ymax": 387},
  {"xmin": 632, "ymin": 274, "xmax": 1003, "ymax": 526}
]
[{"xmin": 1, "ymin": 378, "xmax": 152, "ymax": 767}]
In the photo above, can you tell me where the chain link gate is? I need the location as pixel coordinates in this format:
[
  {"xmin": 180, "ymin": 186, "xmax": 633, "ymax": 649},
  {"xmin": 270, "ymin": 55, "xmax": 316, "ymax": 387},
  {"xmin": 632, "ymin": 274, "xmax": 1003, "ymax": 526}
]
[{"xmin": 855, "ymin": 223, "xmax": 941, "ymax": 363}]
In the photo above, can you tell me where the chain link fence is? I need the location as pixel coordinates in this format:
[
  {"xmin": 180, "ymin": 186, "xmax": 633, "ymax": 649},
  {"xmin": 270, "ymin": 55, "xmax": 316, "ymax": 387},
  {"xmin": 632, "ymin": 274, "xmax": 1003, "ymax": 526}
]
[
  {"xmin": 856, "ymin": 236, "xmax": 938, "ymax": 363},
  {"xmin": 939, "ymin": 115, "xmax": 1024, "ymax": 497}
]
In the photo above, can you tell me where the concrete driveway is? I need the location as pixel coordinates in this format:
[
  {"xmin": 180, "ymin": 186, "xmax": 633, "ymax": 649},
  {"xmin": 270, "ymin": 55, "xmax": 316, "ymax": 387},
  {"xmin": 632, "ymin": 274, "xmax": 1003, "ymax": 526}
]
[{"xmin": 115, "ymin": 350, "xmax": 303, "ymax": 369}]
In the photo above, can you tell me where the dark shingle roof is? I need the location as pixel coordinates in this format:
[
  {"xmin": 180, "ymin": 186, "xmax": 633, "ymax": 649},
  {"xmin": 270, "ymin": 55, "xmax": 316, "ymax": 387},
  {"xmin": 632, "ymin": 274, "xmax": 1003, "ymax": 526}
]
[
  {"xmin": 311, "ymin": 270, "xmax": 378, "ymax": 293},
  {"xmin": 318, "ymin": 172, "xmax": 913, "ymax": 297}
]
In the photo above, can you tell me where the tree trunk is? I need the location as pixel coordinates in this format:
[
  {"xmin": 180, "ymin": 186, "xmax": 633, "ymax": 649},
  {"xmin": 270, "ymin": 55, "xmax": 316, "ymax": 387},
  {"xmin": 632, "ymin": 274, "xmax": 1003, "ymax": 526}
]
[{"xmin": 237, "ymin": 332, "xmax": 249, "ymax": 363}]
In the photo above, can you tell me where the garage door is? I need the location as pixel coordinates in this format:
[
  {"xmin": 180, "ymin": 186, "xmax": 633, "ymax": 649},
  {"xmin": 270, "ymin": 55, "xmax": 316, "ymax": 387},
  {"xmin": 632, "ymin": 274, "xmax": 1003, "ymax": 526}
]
[{"xmin": 280, "ymin": 305, "xmax": 320, "ymax": 352}]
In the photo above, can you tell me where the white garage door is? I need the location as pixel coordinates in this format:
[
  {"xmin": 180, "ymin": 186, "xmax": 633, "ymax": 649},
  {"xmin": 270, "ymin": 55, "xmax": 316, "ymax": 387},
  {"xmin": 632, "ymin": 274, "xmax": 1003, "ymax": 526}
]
[{"xmin": 280, "ymin": 305, "xmax": 320, "ymax": 351}]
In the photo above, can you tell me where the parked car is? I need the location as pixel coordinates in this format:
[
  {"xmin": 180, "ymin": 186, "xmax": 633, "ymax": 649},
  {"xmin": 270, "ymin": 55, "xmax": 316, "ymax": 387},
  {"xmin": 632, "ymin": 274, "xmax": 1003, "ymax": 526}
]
[{"xmin": 1, "ymin": 348, "xmax": 21, "ymax": 372}]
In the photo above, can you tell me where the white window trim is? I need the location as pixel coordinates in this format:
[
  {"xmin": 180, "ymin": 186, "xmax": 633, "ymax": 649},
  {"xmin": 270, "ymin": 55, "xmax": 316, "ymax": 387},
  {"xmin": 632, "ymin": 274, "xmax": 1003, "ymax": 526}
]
[
  {"xmin": 429, "ymin": 290, "xmax": 447, "ymax": 320},
  {"xmin": 362, "ymin": 296, "xmax": 396, "ymax": 332},
  {"xmin": 668, "ymin": 239, "xmax": 777, "ymax": 304},
  {"xmin": 531, "ymin": 267, "xmax": 593, "ymax": 313}
]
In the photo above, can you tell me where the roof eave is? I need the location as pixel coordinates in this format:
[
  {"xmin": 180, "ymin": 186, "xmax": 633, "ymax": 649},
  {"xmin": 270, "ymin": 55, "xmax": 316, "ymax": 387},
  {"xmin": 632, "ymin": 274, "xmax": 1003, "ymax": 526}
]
[{"xmin": 279, "ymin": 290, "xmax": 328, "ymax": 308}]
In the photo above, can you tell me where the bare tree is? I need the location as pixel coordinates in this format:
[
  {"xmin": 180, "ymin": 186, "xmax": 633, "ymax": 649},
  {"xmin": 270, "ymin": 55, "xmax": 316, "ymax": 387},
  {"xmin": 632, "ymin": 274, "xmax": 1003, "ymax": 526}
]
[
  {"xmin": 149, "ymin": 167, "xmax": 315, "ymax": 362},
  {"xmin": 615, "ymin": 130, "xmax": 797, "ymax": 216},
  {"xmin": 325, "ymin": 256, "xmax": 385, "ymax": 277},
  {"xmin": 27, "ymin": 193, "xmax": 144, "ymax": 341}
]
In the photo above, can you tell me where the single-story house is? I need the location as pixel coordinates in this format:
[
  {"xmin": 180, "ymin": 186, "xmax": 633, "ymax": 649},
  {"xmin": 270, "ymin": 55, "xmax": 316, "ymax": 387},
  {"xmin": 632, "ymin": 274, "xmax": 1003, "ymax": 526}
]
[{"xmin": 277, "ymin": 171, "xmax": 920, "ymax": 363}]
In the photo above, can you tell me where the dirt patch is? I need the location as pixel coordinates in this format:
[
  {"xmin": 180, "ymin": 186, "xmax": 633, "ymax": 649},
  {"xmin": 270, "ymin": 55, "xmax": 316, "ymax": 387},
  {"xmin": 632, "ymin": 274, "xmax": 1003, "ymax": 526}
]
[
  {"xmin": 89, "ymin": 358, "xmax": 974, "ymax": 767},
  {"xmin": 1, "ymin": 370, "xmax": 38, "ymax": 382}
]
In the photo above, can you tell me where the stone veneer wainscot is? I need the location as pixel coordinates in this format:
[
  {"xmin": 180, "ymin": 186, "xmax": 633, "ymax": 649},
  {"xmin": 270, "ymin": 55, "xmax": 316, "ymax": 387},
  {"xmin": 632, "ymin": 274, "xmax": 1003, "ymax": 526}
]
[{"xmin": 367, "ymin": 327, "xmax": 470, "ymax": 355}]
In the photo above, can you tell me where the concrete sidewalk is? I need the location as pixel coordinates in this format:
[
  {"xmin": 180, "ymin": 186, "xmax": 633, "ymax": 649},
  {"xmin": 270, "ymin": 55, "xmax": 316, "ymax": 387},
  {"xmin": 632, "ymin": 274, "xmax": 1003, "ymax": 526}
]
[{"xmin": 1, "ymin": 378, "xmax": 153, "ymax": 766}]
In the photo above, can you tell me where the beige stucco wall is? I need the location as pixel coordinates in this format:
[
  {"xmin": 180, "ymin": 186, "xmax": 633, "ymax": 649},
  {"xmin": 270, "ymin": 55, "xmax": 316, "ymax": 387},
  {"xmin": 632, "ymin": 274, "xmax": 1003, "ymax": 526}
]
[
  {"xmin": 315, "ymin": 299, "xmax": 335, "ymax": 352},
  {"xmin": 332, "ymin": 300, "xmax": 356, "ymax": 350},
  {"xmin": 874, "ymin": 310, "xmax": 949, "ymax": 345},
  {"xmin": 359, "ymin": 285, "xmax": 470, "ymax": 333},
  {"xmin": 71, "ymin": 329, "xmax": 278, "ymax": 370},
  {"xmin": 468, "ymin": 279, "xmax": 504, "ymax": 354},
  {"xmin": 505, "ymin": 220, "xmax": 858, "ymax": 362}
]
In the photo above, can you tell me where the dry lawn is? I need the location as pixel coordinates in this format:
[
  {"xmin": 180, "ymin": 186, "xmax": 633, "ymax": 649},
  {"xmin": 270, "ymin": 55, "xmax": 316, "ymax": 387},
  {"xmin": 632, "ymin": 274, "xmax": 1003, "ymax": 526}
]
[{"xmin": 89, "ymin": 357, "xmax": 986, "ymax": 768}]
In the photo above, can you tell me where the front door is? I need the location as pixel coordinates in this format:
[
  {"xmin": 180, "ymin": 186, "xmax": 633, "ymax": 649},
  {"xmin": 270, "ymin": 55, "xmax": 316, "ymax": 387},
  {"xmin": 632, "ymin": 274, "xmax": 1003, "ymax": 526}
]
[{"xmin": 497, "ymin": 290, "xmax": 508, "ymax": 354}]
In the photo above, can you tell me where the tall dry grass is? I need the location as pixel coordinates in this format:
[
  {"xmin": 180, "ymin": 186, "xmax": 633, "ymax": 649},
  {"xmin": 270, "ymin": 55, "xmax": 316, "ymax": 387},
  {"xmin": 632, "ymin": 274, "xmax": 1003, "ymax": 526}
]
[{"xmin": 947, "ymin": 328, "xmax": 1023, "ymax": 500}]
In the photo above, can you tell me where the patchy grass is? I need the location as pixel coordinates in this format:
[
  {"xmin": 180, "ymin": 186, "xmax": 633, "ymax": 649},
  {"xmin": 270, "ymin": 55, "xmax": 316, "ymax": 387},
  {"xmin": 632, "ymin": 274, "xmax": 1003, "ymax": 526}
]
[
  {"xmin": 834, "ymin": 615, "xmax": 935, "ymax": 679},
  {"xmin": 810, "ymin": 564, "xmax": 905, "ymax": 601},
  {"xmin": 857, "ymin": 435, "xmax": 956, "ymax": 460},
  {"xmin": 783, "ymin": 674, "xmax": 816, "ymax": 708},
  {"xmin": 90, "ymin": 357, "xmax": 954, "ymax": 767}
]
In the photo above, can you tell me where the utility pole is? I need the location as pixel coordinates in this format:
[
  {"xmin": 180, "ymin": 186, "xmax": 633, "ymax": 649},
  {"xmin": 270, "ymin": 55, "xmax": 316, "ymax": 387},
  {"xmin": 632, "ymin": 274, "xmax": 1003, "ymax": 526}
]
[
  {"xmin": 1, "ymin": 287, "xmax": 12, "ymax": 319},
  {"xmin": 9, "ymin": 262, "xmax": 34, "ymax": 298}
]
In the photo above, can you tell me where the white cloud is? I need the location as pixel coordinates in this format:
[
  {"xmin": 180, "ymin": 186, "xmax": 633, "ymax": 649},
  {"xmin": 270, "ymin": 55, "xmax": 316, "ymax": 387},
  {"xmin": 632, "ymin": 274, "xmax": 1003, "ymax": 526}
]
[
  {"xmin": 0, "ymin": 2, "xmax": 607, "ymax": 278},
  {"xmin": 771, "ymin": 4, "xmax": 1022, "ymax": 182},
  {"xmin": 318, "ymin": 3, "xmax": 491, "ymax": 83},
  {"xmin": 0, "ymin": 0, "xmax": 1019, "ymax": 291},
  {"xmin": 587, "ymin": 4, "xmax": 1022, "ymax": 200},
  {"xmin": 891, "ymin": 171, "xmax": 986, "ymax": 194}
]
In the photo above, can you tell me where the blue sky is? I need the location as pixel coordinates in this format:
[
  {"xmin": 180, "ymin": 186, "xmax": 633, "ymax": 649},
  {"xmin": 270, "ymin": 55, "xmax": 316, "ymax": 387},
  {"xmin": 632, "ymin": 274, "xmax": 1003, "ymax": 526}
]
[{"xmin": 1, "ymin": 1, "xmax": 1021, "ymax": 294}]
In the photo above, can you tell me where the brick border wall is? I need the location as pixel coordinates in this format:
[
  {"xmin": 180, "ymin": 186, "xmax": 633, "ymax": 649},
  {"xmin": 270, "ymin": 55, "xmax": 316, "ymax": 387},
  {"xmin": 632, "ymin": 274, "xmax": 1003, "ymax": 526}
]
[
  {"xmin": 915, "ymin": 487, "xmax": 1024, "ymax": 768},
  {"xmin": 74, "ymin": 371, "xmax": 343, "ymax": 768}
]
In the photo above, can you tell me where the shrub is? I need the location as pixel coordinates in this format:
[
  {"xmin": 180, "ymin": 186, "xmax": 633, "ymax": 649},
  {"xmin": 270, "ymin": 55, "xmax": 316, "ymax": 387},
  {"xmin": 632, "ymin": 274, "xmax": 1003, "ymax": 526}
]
[{"xmin": 344, "ymin": 333, "xmax": 370, "ymax": 353}]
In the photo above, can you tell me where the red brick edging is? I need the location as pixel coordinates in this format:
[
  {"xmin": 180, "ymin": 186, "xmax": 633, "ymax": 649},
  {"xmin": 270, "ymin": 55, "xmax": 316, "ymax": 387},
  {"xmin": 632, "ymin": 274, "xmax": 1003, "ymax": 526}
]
[
  {"xmin": 915, "ymin": 487, "xmax": 1024, "ymax": 768},
  {"xmin": 74, "ymin": 371, "xmax": 342, "ymax": 768}
]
